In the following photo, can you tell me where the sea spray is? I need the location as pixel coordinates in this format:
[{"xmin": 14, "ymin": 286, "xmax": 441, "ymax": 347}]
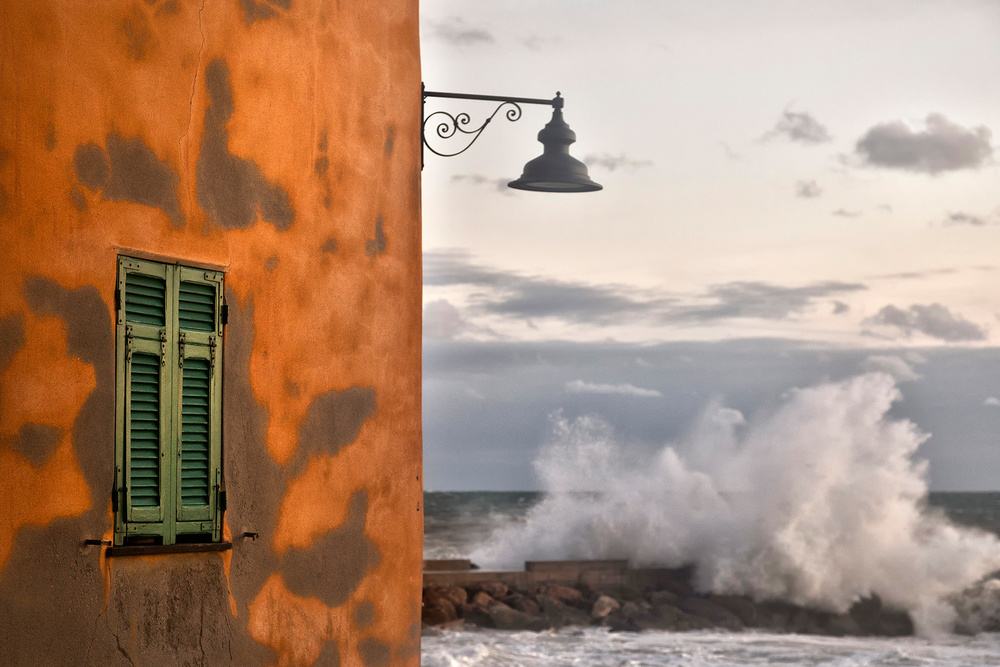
[{"xmin": 471, "ymin": 373, "xmax": 1000, "ymax": 633}]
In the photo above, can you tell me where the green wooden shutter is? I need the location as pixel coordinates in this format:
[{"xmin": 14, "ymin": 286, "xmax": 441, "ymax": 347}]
[
  {"xmin": 115, "ymin": 257, "xmax": 224, "ymax": 545},
  {"xmin": 117, "ymin": 258, "xmax": 172, "ymax": 533},
  {"xmin": 175, "ymin": 267, "xmax": 223, "ymax": 538}
]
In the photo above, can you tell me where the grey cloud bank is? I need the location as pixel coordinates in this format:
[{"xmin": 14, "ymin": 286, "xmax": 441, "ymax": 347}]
[
  {"xmin": 426, "ymin": 251, "xmax": 866, "ymax": 327},
  {"xmin": 424, "ymin": 339, "xmax": 1000, "ymax": 492}
]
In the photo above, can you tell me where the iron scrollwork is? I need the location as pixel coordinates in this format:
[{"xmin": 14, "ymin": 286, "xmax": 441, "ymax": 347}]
[{"xmin": 422, "ymin": 102, "xmax": 523, "ymax": 159}]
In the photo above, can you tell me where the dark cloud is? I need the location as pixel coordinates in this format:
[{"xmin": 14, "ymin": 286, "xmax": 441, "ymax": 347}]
[
  {"xmin": 582, "ymin": 153, "xmax": 653, "ymax": 172},
  {"xmin": 667, "ymin": 280, "xmax": 866, "ymax": 322},
  {"xmin": 423, "ymin": 338, "xmax": 1000, "ymax": 490},
  {"xmin": 832, "ymin": 208, "xmax": 861, "ymax": 218},
  {"xmin": 429, "ymin": 17, "xmax": 494, "ymax": 45},
  {"xmin": 795, "ymin": 180, "xmax": 822, "ymax": 198},
  {"xmin": 832, "ymin": 301, "xmax": 850, "ymax": 315},
  {"xmin": 424, "ymin": 250, "xmax": 672, "ymax": 325},
  {"xmin": 864, "ymin": 303, "xmax": 986, "ymax": 342},
  {"xmin": 425, "ymin": 251, "xmax": 865, "ymax": 326},
  {"xmin": 855, "ymin": 114, "xmax": 993, "ymax": 174},
  {"xmin": 451, "ymin": 174, "xmax": 512, "ymax": 195},
  {"xmin": 941, "ymin": 211, "xmax": 999, "ymax": 227},
  {"xmin": 763, "ymin": 109, "xmax": 832, "ymax": 144}
]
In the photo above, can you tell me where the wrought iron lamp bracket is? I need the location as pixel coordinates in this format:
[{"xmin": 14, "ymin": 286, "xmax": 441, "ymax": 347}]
[{"xmin": 421, "ymin": 84, "xmax": 561, "ymax": 168}]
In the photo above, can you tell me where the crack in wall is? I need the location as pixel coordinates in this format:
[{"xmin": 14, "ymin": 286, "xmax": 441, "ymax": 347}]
[
  {"xmin": 104, "ymin": 611, "xmax": 135, "ymax": 667},
  {"xmin": 83, "ymin": 614, "xmax": 101, "ymax": 664},
  {"xmin": 198, "ymin": 597, "xmax": 207, "ymax": 666},
  {"xmin": 180, "ymin": 0, "xmax": 209, "ymax": 219}
]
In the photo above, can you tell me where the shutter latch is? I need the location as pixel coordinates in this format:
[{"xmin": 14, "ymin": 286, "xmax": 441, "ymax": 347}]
[
  {"xmin": 159, "ymin": 330, "xmax": 167, "ymax": 366},
  {"xmin": 125, "ymin": 325, "xmax": 134, "ymax": 362},
  {"xmin": 178, "ymin": 332, "xmax": 186, "ymax": 368},
  {"xmin": 209, "ymin": 335, "xmax": 217, "ymax": 371}
]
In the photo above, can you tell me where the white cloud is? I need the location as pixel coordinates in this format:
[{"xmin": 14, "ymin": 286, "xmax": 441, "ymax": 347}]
[
  {"xmin": 565, "ymin": 380, "xmax": 662, "ymax": 398},
  {"xmin": 862, "ymin": 355, "xmax": 921, "ymax": 382},
  {"xmin": 985, "ymin": 397, "xmax": 1000, "ymax": 408},
  {"xmin": 423, "ymin": 299, "xmax": 494, "ymax": 340}
]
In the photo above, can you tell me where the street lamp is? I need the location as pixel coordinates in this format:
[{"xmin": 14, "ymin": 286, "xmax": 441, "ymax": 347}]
[{"xmin": 422, "ymin": 85, "xmax": 603, "ymax": 193}]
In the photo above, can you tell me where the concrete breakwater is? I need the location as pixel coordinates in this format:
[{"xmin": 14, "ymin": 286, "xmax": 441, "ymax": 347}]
[{"xmin": 422, "ymin": 559, "xmax": 914, "ymax": 636}]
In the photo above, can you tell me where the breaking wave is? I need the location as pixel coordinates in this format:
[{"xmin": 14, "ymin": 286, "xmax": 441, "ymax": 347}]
[{"xmin": 471, "ymin": 373, "xmax": 1000, "ymax": 633}]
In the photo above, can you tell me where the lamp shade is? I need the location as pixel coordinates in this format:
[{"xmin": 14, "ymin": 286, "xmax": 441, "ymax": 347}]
[{"xmin": 508, "ymin": 107, "xmax": 603, "ymax": 193}]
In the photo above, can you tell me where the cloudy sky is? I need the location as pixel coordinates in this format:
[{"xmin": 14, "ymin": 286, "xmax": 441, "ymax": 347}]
[{"xmin": 419, "ymin": 0, "xmax": 1000, "ymax": 491}]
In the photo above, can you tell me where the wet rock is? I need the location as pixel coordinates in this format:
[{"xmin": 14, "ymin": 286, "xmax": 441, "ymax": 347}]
[
  {"xmin": 849, "ymin": 596, "xmax": 913, "ymax": 636},
  {"xmin": 537, "ymin": 595, "xmax": 590, "ymax": 628},
  {"xmin": 438, "ymin": 586, "xmax": 468, "ymax": 609},
  {"xmin": 823, "ymin": 612, "xmax": 862, "ymax": 637},
  {"xmin": 538, "ymin": 583, "xmax": 583, "ymax": 603},
  {"xmin": 679, "ymin": 597, "xmax": 744, "ymax": 631},
  {"xmin": 501, "ymin": 593, "xmax": 540, "ymax": 615},
  {"xmin": 488, "ymin": 605, "xmax": 551, "ymax": 631},
  {"xmin": 591, "ymin": 594, "xmax": 620, "ymax": 619},
  {"xmin": 707, "ymin": 594, "xmax": 758, "ymax": 627},
  {"xmin": 479, "ymin": 582, "xmax": 509, "ymax": 600},
  {"xmin": 648, "ymin": 590, "xmax": 680, "ymax": 607},
  {"xmin": 470, "ymin": 591, "xmax": 494, "ymax": 607},
  {"xmin": 953, "ymin": 577, "xmax": 1000, "ymax": 635},
  {"xmin": 422, "ymin": 597, "xmax": 457, "ymax": 626}
]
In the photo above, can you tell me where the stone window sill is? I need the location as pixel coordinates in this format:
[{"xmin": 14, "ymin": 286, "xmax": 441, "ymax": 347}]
[{"xmin": 105, "ymin": 542, "xmax": 232, "ymax": 557}]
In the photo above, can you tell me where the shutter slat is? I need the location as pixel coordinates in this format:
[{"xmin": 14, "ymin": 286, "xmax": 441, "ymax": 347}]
[
  {"xmin": 179, "ymin": 358, "xmax": 212, "ymax": 507},
  {"xmin": 129, "ymin": 351, "xmax": 160, "ymax": 508}
]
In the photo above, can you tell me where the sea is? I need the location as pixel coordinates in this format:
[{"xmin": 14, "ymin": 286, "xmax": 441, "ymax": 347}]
[
  {"xmin": 422, "ymin": 491, "xmax": 1000, "ymax": 666},
  {"xmin": 421, "ymin": 377, "xmax": 1000, "ymax": 666}
]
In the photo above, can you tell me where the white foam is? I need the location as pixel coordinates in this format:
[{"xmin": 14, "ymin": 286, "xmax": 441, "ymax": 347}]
[
  {"xmin": 422, "ymin": 627, "xmax": 1000, "ymax": 667},
  {"xmin": 471, "ymin": 373, "xmax": 1000, "ymax": 633}
]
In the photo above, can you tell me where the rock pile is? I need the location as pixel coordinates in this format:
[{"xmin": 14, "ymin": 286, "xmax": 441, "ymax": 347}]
[{"xmin": 422, "ymin": 570, "xmax": 914, "ymax": 637}]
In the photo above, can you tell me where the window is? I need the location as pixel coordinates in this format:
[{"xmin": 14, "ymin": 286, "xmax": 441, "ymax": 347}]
[{"xmin": 113, "ymin": 256, "xmax": 225, "ymax": 546}]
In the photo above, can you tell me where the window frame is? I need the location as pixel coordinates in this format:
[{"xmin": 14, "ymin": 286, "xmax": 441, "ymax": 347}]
[{"xmin": 113, "ymin": 255, "xmax": 225, "ymax": 547}]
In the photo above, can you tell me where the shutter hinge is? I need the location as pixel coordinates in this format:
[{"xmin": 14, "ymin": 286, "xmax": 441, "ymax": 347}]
[
  {"xmin": 114, "ymin": 287, "xmax": 122, "ymax": 313},
  {"xmin": 178, "ymin": 332, "xmax": 186, "ymax": 368},
  {"xmin": 159, "ymin": 330, "xmax": 167, "ymax": 366},
  {"xmin": 125, "ymin": 325, "xmax": 134, "ymax": 362},
  {"xmin": 209, "ymin": 335, "xmax": 217, "ymax": 371},
  {"xmin": 218, "ymin": 489, "xmax": 227, "ymax": 512},
  {"xmin": 112, "ymin": 469, "xmax": 120, "ymax": 512},
  {"xmin": 220, "ymin": 304, "xmax": 229, "ymax": 327}
]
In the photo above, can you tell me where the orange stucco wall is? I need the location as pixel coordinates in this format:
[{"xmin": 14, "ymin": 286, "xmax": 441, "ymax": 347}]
[{"xmin": 0, "ymin": 1, "xmax": 422, "ymax": 665}]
